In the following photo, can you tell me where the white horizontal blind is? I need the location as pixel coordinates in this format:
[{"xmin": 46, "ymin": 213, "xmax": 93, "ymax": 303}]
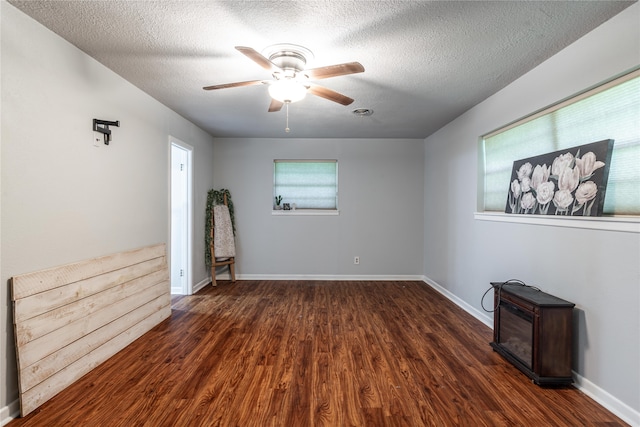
[
  {"xmin": 483, "ymin": 70, "xmax": 640, "ymax": 215},
  {"xmin": 274, "ymin": 160, "xmax": 338, "ymax": 209}
]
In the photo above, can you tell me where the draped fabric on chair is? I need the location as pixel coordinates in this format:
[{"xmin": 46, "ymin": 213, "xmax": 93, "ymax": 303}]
[
  {"xmin": 213, "ymin": 205, "xmax": 235, "ymax": 259},
  {"xmin": 206, "ymin": 189, "xmax": 236, "ymax": 286}
]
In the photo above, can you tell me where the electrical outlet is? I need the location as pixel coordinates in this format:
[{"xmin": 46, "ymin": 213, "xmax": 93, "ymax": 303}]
[{"xmin": 354, "ymin": 256, "xmax": 360, "ymax": 265}]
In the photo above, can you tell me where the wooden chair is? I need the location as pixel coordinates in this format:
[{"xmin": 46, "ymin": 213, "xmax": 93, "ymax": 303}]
[{"xmin": 209, "ymin": 193, "xmax": 236, "ymax": 286}]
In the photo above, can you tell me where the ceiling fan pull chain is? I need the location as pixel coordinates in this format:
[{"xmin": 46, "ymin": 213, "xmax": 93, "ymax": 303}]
[{"xmin": 285, "ymin": 102, "xmax": 291, "ymax": 133}]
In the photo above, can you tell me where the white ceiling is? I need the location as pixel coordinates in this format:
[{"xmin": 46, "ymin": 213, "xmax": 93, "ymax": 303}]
[{"xmin": 8, "ymin": 1, "xmax": 634, "ymax": 139}]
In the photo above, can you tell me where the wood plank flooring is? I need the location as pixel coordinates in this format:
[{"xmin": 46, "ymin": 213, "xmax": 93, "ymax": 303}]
[{"xmin": 8, "ymin": 280, "xmax": 628, "ymax": 426}]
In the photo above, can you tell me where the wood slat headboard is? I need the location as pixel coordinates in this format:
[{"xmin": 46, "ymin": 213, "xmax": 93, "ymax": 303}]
[{"xmin": 11, "ymin": 243, "xmax": 172, "ymax": 416}]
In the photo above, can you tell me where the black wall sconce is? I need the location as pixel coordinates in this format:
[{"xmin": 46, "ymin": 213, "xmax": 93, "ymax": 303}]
[{"xmin": 93, "ymin": 119, "xmax": 120, "ymax": 145}]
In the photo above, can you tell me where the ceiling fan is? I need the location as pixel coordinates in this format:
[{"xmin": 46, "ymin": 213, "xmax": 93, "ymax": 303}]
[{"xmin": 203, "ymin": 44, "xmax": 365, "ymax": 113}]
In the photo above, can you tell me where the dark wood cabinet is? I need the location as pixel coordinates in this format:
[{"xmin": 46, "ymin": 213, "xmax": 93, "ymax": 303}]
[{"xmin": 490, "ymin": 282, "xmax": 575, "ymax": 386}]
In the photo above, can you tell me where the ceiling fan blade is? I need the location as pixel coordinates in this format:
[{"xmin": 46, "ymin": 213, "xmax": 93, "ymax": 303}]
[
  {"xmin": 268, "ymin": 99, "xmax": 284, "ymax": 112},
  {"xmin": 203, "ymin": 80, "xmax": 265, "ymax": 90},
  {"xmin": 304, "ymin": 62, "xmax": 364, "ymax": 80},
  {"xmin": 308, "ymin": 84, "xmax": 355, "ymax": 106},
  {"xmin": 235, "ymin": 46, "xmax": 281, "ymax": 73}
]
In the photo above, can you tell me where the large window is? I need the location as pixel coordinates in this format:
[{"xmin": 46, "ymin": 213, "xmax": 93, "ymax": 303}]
[
  {"xmin": 482, "ymin": 69, "xmax": 640, "ymax": 216},
  {"xmin": 273, "ymin": 160, "xmax": 338, "ymax": 210}
]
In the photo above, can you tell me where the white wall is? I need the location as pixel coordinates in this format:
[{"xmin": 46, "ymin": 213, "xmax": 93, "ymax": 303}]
[
  {"xmin": 423, "ymin": 4, "xmax": 639, "ymax": 423},
  {"xmin": 212, "ymin": 138, "xmax": 424, "ymax": 278},
  {"xmin": 1, "ymin": 2, "xmax": 215, "ymax": 419}
]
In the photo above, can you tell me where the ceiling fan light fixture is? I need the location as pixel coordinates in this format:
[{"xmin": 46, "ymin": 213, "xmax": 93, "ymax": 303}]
[
  {"xmin": 268, "ymin": 79, "xmax": 307, "ymax": 103},
  {"xmin": 263, "ymin": 44, "xmax": 314, "ymax": 71}
]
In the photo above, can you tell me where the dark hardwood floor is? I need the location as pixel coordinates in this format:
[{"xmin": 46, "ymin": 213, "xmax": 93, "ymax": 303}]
[{"xmin": 8, "ymin": 280, "xmax": 627, "ymax": 426}]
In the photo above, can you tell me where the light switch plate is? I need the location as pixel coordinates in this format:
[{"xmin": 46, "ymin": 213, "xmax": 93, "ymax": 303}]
[{"xmin": 92, "ymin": 131, "xmax": 103, "ymax": 147}]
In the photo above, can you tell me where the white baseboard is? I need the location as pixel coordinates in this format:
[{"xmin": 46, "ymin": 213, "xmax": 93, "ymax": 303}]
[
  {"xmin": 184, "ymin": 274, "xmax": 426, "ymax": 296},
  {"xmin": 192, "ymin": 277, "xmax": 211, "ymax": 294},
  {"xmin": 1, "ymin": 399, "xmax": 20, "ymax": 426},
  {"xmin": 421, "ymin": 275, "xmax": 640, "ymax": 427},
  {"xmin": 573, "ymin": 371, "xmax": 640, "ymax": 427},
  {"xmin": 235, "ymin": 274, "xmax": 425, "ymax": 281},
  {"xmin": 422, "ymin": 275, "xmax": 493, "ymax": 328},
  {"xmin": 169, "ymin": 277, "xmax": 214, "ymax": 296}
]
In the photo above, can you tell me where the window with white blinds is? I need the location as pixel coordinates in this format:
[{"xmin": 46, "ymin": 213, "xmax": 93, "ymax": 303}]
[
  {"xmin": 482, "ymin": 69, "xmax": 640, "ymax": 216},
  {"xmin": 273, "ymin": 160, "xmax": 338, "ymax": 210}
]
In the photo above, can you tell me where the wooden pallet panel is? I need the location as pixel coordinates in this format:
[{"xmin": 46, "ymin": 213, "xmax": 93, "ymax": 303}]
[{"xmin": 11, "ymin": 244, "xmax": 172, "ymax": 416}]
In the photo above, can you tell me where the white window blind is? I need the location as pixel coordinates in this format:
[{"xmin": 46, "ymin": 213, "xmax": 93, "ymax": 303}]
[
  {"xmin": 273, "ymin": 160, "xmax": 338, "ymax": 209},
  {"xmin": 482, "ymin": 69, "xmax": 640, "ymax": 216}
]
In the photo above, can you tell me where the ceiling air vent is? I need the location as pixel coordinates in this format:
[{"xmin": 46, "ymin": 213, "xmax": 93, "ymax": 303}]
[{"xmin": 352, "ymin": 108, "xmax": 374, "ymax": 117}]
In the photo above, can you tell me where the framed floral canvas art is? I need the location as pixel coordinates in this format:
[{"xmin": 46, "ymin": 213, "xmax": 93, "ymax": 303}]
[{"xmin": 505, "ymin": 139, "xmax": 614, "ymax": 216}]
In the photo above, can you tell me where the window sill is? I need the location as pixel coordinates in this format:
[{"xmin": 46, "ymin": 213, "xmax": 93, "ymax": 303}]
[
  {"xmin": 272, "ymin": 209, "xmax": 340, "ymax": 216},
  {"xmin": 474, "ymin": 212, "xmax": 639, "ymax": 233}
]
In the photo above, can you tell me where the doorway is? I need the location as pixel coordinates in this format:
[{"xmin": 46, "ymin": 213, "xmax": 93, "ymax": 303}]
[{"xmin": 170, "ymin": 138, "xmax": 193, "ymax": 295}]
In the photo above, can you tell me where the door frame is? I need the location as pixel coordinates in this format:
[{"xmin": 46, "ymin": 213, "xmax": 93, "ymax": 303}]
[{"xmin": 169, "ymin": 136, "xmax": 193, "ymax": 295}]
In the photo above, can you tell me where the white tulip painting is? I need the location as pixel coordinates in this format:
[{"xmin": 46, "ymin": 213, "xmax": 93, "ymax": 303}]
[{"xmin": 505, "ymin": 139, "xmax": 614, "ymax": 216}]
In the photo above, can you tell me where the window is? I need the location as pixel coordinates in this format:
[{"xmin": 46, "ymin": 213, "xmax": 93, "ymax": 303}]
[
  {"xmin": 273, "ymin": 160, "xmax": 338, "ymax": 211},
  {"xmin": 482, "ymin": 69, "xmax": 640, "ymax": 216}
]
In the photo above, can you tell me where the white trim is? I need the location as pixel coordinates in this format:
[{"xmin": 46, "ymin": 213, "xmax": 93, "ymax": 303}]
[
  {"xmin": 422, "ymin": 276, "xmax": 493, "ymax": 328},
  {"xmin": 236, "ymin": 274, "xmax": 423, "ymax": 281},
  {"xmin": 1, "ymin": 399, "xmax": 20, "ymax": 426},
  {"xmin": 422, "ymin": 275, "xmax": 640, "ymax": 426},
  {"xmin": 475, "ymin": 212, "xmax": 640, "ymax": 233},
  {"xmin": 274, "ymin": 159, "xmax": 337, "ymax": 163},
  {"xmin": 272, "ymin": 209, "xmax": 339, "ymax": 216},
  {"xmin": 169, "ymin": 136, "xmax": 194, "ymax": 296},
  {"xmin": 573, "ymin": 371, "xmax": 640, "ymax": 427},
  {"xmin": 192, "ymin": 277, "xmax": 211, "ymax": 294}
]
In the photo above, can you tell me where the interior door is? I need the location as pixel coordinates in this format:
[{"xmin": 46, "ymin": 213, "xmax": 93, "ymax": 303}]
[{"xmin": 170, "ymin": 141, "xmax": 192, "ymax": 294}]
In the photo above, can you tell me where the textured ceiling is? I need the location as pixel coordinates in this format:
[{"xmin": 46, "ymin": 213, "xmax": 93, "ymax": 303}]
[{"xmin": 8, "ymin": 1, "xmax": 634, "ymax": 139}]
